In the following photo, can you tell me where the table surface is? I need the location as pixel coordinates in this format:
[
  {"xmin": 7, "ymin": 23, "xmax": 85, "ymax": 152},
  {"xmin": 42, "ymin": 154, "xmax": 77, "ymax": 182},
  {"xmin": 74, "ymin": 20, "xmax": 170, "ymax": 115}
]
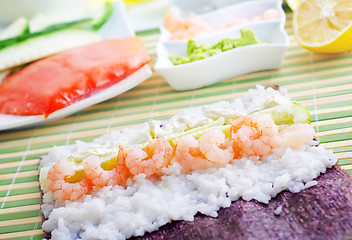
[{"xmin": 0, "ymin": 12, "xmax": 352, "ymax": 240}]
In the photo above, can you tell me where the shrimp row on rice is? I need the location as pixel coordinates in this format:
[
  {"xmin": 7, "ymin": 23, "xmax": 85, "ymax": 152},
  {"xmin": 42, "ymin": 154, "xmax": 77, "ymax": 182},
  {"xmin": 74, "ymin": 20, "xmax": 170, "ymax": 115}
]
[{"xmin": 47, "ymin": 114, "xmax": 315, "ymax": 201}]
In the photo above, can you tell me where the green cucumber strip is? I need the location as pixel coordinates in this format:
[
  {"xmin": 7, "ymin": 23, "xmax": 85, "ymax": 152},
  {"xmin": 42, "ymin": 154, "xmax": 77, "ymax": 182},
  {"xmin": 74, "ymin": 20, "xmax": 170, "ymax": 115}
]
[
  {"xmin": 0, "ymin": 1, "xmax": 111, "ymax": 49},
  {"xmin": 0, "ymin": 28, "xmax": 101, "ymax": 71},
  {"xmin": 0, "ymin": 18, "xmax": 92, "ymax": 50},
  {"xmin": 39, "ymin": 166, "xmax": 50, "ymax": 190},
  {"xmin": 36, "ymin": 18, "xmax": 93, "ymax": 34},
  {"xmin": 164, "ymin": 118, "xmax": 226, "ymax": 147},
  {"xmin": 253, "ymin": 102, "xmax": 311, "ymax": 125},
  {"xmin": 0, "ymin": 17, "xmax": 29, "ymax": 41},
  {"xmin": 29, "ymin": 8, "xmax": 91, "ymax": 33},
  {"xmin": 30, "ymin": 18, "xmax": 93, "ymax": 34},
  {"xmin": 92, "ymin": 2, "xmax": 114, "ymax": 30},
  {"xmin": 23, "ymin": 24, "xmax": 30, "ymax": 35}
]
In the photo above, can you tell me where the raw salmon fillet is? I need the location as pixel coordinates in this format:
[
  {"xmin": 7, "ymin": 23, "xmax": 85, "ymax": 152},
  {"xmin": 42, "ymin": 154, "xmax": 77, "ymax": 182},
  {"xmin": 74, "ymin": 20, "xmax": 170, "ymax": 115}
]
[{"xmin": 0, "ymin": 37, "xmax": 151, "ymax": 116}]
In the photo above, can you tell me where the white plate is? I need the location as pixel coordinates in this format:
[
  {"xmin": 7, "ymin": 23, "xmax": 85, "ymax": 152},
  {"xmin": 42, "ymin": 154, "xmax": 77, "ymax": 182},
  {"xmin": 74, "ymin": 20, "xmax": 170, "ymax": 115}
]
[
  {"xmin": 154, "ymin": 0, "xmax": 288, "ymax": 91},
  {"xmin": 0, "ymin": 0, "xmax": 152, "ymax": 131}
]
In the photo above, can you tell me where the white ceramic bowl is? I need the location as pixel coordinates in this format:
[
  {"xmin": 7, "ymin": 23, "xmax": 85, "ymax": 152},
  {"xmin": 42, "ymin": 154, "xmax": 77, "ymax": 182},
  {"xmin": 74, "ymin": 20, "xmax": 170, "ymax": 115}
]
[
  {"xmin": 154, "ymin": 21, "xmax": 289, "ymax": 90},
  {"xmin": 155, "ymin": 0, "xmax": 288, "ymax": 90},
  {"xmin": 159, "ymin": 0, "xmax": 286, "ymax": 44}
]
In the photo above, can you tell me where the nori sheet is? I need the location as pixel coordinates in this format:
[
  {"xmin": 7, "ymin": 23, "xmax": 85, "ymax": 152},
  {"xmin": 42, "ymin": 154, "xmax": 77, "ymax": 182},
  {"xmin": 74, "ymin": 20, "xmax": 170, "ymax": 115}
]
[{"xmin": 133, "ymin": 165, "xmax": 352, "ymax": 240}]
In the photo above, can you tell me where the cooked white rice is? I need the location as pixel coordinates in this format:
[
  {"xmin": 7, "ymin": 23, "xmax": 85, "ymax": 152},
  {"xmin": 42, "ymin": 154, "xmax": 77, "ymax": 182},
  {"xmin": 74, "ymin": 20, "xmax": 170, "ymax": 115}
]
[{"xmin": 40, "ymin": 85, "xmax": 338, "ymax": 240}]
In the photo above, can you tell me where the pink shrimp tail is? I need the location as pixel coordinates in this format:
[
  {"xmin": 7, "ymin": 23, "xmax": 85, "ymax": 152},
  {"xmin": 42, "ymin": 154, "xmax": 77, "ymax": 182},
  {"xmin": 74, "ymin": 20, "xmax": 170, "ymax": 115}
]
[
  {"xmin": 231, "ymin": 115, "xmax": 282, "ymax": 158},
  {"xmin": 125, "ymin": 137, "xmax": 174, "ymax": 177},
  {"xmin": 83, "ymin": 153, "xmax": 130, "ymax": 188},
  {"xmin": 47, "ymin": 160, "xmax": 92, "ymax": 201},
  {"xmin": 116, "ymin": 146, "xmax": 130, "ymax": 186}
]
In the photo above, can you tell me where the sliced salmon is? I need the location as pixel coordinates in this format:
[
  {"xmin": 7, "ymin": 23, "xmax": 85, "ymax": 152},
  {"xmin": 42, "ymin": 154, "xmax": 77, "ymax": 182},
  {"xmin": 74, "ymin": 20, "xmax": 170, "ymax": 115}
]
[{"xmin": 0, "ymin": 37, "xmax": 151, "ymax": 116}]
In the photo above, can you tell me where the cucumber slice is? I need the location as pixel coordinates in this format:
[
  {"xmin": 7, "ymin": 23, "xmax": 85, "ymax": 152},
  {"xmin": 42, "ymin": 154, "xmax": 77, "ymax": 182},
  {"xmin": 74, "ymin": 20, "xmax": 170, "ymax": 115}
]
[
  {"xmin": 253, "ymin": 102, "xmax": 311, "ymax": 125},
  {"xmin": 0, "ymin": 2, "xmax": 112, "ymax": 50},
  {"xmin": 0, "ymin": 18, "xmax": 92, "ymax": 50},
  {"xmin": 92, "ymin": 2, "xmax": 114, "ymax": 30},
  {"xmin": 164, "ymin": 118, "xmax": 226, "ymax": 147},
  {"xmin": 29, "ymin": 9, "xmax": 91, "ymax": 33},
  {"xmin": 30, "ymin": 17, "xmax": 93, "ymax": 34},
  {"xmin": 39, "ymin": 166, "xmax": 51, "ymax": 190},
  {"xmin": 0, "ymin": 17, "xmax": 29, "ymax": 41},
  {"xmin": 65, "ymin": 169, "xmax": 87, "ymax": 183},
  {"xmin": 0, "ymin": 28, "xmax": 101, "ymax": 71}
]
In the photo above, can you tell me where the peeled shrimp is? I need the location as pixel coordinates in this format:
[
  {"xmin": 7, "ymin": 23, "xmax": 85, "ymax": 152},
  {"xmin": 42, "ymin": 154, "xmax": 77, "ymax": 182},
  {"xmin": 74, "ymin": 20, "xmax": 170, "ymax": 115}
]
[
  {"xmin": 261, "ymin": 8, "xmax": 281, "ymax": 21},
  {"xmin": 163, "ymin": 7, "xmax": 213, "ymax": 40},
  {"xmin": 198, "ymin": 128, "xmax": 234, "ymax": 164},
  {"xmin": 47, "ymin": 160, "xmax": 92, "ymax": 201},
  {"xmin": 170, "ymin": 13, "xmax": 213, "ymax": 40},
  {"xmin": 223, "ymin": 8, "xmax": 280, "ymax": 29},
  {"xmin": 164, "ymin": 6, "xmax": 280, "ymax": 41},
  {"xmin": 83, "ymin": 151, "xmax": 130, "ymax": 187},
  {"xmin": 175, "ymin": 135, "xmax": 214, "ymax": 171},
  {"xmin": 163, "ymin": 6, "xmax": 182, "ymax": 33},
  {"xmin": 231, "ymin": 115, "xmax": 282, "ymax": 158},
  {"xmin": 125, "ymin": 137, "xmax": 174, "ymax": 176},
  {"xmin": 224, "ymin": 18, "xmax": 250, "ymax": 28},
  {"xmin": 175, "ymin": 129, "xmax": 234, "ymax": 171},
  {"xmin": 279, "ymin": 124, "xmax": 315, "ymax": 148},
  {"xmin": 251, "ymin": 15, "xmax": 263, "ymax": 22}
]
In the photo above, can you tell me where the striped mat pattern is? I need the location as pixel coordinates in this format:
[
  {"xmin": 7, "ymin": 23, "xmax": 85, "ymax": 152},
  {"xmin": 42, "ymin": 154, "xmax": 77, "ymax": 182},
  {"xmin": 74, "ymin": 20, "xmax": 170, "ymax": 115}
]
[{"xmin": 0, "ymin": 12, "xmax": 352, "ymax": 240}]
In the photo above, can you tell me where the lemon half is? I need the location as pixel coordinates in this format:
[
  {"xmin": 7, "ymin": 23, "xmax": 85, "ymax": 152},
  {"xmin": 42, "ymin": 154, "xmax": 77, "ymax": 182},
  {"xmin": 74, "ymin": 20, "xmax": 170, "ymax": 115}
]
[{"xmin": 294, "ymin": 0, "xmax": 352, "ymax": 53}]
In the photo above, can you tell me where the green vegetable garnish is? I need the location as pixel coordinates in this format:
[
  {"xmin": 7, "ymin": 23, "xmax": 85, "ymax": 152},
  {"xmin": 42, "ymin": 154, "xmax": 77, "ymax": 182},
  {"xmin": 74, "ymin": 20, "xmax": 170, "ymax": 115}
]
[
  {"xmin": 169, "ymin": 28, "xmax": 260, "ymax": 65},
  {"xmin": 253, "ymin": 102, "xmax": 311, "ymax": 125}
]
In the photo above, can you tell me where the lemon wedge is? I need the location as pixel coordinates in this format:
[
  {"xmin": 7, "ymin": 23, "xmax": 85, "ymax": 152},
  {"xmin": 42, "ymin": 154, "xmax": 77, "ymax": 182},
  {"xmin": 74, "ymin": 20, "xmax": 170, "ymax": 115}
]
[{"xmin": 293, "ymin": 0, "xmax": 352, "ymax": 53}]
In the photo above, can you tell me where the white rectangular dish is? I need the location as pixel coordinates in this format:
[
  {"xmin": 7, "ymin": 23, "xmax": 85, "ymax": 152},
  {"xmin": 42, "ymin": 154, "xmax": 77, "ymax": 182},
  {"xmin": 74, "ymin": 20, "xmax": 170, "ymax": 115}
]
[
  {"xmin": 154, "ymin": 21, "xmax": 289, "ymax": 91},
  {"xmin": 0, "ymin": 0, "xmax": 152, "ymax": 131}
]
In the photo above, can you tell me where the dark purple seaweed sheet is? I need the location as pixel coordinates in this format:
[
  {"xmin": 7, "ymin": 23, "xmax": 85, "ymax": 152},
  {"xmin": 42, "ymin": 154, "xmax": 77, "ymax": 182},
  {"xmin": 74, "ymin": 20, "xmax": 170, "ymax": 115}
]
[{"xmin": 132, "ymin": 165, "xmax": 352, "ymax": 240}]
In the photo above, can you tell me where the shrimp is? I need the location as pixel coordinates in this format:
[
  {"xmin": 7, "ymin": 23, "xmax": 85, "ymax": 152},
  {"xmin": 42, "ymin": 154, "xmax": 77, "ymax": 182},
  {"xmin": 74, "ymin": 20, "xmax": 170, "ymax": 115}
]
[
  {"xmin": 261, "ymin": 8, "xmax": 281, "ymax": 21},
  {"xmin": 231, "ymin": 115, "xmax": 282, "ymax": 158},
  {"xmin": 224, "ymin": 18, "xmax": 250, "ymax": 28},
  {"xmin": 198, "ymin": 128, "xmax": 234, "ymax": 164},
  {"xmin": 171, "ymin": 13, "xmax": 213, "ymax": 40},
  {"xmin": 251, "ymin": 15, "xmax": 263, "ymax": 22},
  {"xmin": 47, "ymin": 160, "xmax": 92, "ymax": 201},
  {"xmin": 82, "ymin": 150, "xmax": 130, "ymax": 187},
  {"xmin": 163, "ymin": 7, "xmax": 181, "ymax": 33},
  {"xmin": 163, "ymin": 7, "xmax": 213, "ymax": 40},
  {"xmin": 175, "ymin": 135, "xmax": 214, "ymax": 171},
  {"xmin": 279, "ymin": 124, "xmax": 315, "ymax": 148},
  {"xmin": 175, "ymin": 129, "xmax": 234, "ymax": 171},
  {"xmin": 125, "ymin": 137, "xmax": 174, "ymax": 177}
]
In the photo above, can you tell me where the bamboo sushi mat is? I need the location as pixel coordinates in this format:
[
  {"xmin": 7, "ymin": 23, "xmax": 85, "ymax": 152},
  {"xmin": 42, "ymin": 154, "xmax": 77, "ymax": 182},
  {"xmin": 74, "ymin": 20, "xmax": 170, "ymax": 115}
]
[{"xmin": 0, "ymin": 12, "xmax": 352, "ymax": 240}]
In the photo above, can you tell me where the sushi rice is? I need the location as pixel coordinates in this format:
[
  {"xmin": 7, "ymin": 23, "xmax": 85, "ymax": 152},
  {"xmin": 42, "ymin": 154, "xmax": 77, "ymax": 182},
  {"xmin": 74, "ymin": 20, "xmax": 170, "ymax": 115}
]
[{"xmin": 40, "ymin": 85, "xmax": 337, "ymax": 240}]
